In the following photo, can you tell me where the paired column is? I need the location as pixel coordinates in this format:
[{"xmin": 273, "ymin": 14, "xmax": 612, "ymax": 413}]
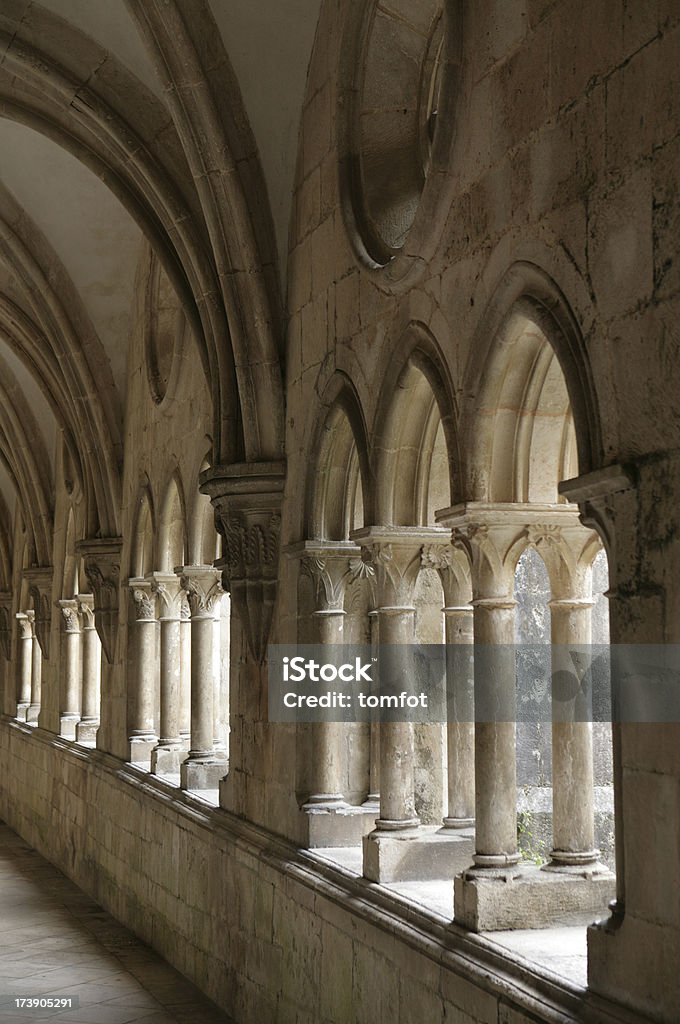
[
  {"xmin": 439, "ymin": 502, "xmax": 615, "ymax": 931},
  {"xmin": 76, "ymin": 595, "xmax": 100, "ymax": 743},
  {"xmin": 58, "ymin": 600, "xmax": 81, "ymax": 739},
  {"xmin": 358, "ymin": 533, "xmax": 425, "ymax": 834},
  {"xmin": 127, "ymin": 579, "xmax": 158, "ymax": 761},
  {"xmin": 531, "ymin": 522, "xmax": 607, "ymax": 872},
  {"xmin": 179, "ymin": 566, "xmax": 228, "ymax": 790},
  {"xmin": 150, "ymin": 573, "xmax": 184, "ymax": 774}
]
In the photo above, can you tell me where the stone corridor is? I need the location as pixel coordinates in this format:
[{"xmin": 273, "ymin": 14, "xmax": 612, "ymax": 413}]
[{"xmin": 0, "ymin": 824, "xmax": 232, "ymax": 1024}]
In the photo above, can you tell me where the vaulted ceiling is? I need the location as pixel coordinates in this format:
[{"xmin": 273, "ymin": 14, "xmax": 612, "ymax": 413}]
[{"xmin": 0, "ymin": 0, "xmax": 321, "ymax": 582}]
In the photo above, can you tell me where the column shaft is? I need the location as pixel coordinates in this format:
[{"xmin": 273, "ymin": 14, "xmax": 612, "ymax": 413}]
[
  {"xmin": 15, "ymin": 613, "xmax": 32, "ymax": 720},
  {"xmin": 549, "ymin": 598, "xmax": 598, "ymax": 865},
  {"xmin": 28, "ymin": 625, "xmax": 42, "ymax": 723},
  {"xmin": 376, "ymin": 607, "xmax": 418, "ymax": 829},
  {"xmin": 305, "ymin": 608, "xmax": 346, "ymax": 806},
  {"xmin": 128, "ymin": 584, "xmax": 158, "ymax": 752},
  {"xmin": 472, "ymin": 599, "xmax": 519, "ymax": 868},
  {"xmin": 442, "ymin": 605, "xmax": 475, "ymax": 827}
]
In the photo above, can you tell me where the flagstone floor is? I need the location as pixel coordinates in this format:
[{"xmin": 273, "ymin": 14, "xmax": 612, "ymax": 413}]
[{"xmin": 0, "ymin": 823, "xmax": 233, "ymax": 1024}]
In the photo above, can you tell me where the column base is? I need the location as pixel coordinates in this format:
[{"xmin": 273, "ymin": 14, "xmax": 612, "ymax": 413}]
[
  {"xmin": 442, "ymin": 816, "xmax": 475, "ymax": 829},
  {"xmin": 15, "ymin": 704, "xmax": 29, "ymax": 723},
  {"xmin": 27, "ymin": 704, "xmax": 40, "ymax": 724},
  {"xmin": 128, "ymin": 735, "xmax": 157, "ymax": 763},
  {"xmin": 76, "ymin": 719, "xmax": 99, "ymax": 744},
  {"xmin": 363, "ymin": 825, "xmax": 475, "ymax": 883},
  {"xmin": 301, "ymin": 803, "xmax": 378, "ymax": 848},
  {"xmin": 180, "ymin": 756, "xmax": 228, "ymax": 790},
  {"xmin": 151, "ymin": 743, "xmax": 184, "ymax": 775},
  {"xmin": 60, "ymin": 714, "xmax": 80, "ymax": 740},
  {"xmin": 454, "ymin": 861, "xmax": 615, "ymax": 932}
]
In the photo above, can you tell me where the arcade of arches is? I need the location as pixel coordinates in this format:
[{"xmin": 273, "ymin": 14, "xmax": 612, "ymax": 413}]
[{"xmin": 0, "ymin": 3, "xmax": 678, "ymax": 1023}]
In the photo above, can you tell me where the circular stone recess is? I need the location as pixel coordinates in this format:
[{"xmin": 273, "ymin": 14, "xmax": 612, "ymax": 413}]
[
  {"xmin": 340, "ymin": 0, "xmax": 457, "ymax": 278},
  {"xmin": 144, "ymin": 254, "xmax": 185, "ymax": 406}
]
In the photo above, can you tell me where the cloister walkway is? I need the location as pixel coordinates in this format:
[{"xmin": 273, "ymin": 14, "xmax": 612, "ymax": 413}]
[{"xmin": 0, "ymin": 824, "xmax": 233, "ymax": 1024}]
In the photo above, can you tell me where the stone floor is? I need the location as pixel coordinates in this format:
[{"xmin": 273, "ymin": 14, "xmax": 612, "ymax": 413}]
[{"xmin": 0, "ymin": 823, "xmax": 233, "ymax": 1024}]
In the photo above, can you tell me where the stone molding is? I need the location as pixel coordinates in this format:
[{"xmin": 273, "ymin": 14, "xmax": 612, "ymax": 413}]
[
  {"xmin": 0, "ymin": 592, "xmax": 12, "ymax": 660},
  {"xmin": 77, "ymin": 538, "xmax": 123, "ymax": 664}
]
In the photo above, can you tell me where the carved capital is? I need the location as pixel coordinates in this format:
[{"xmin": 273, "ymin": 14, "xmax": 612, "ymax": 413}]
[
  {"xmin": 15, "ymin": 610, "xmax": 33, "ymax": 642},
  {"xmin": 128, "ymin": 579, "xmax": 157, "ymax": 621},
  {"xmin": 77, "ymin": 538, "xmax": 123, "ymax": 664},
  {"xmin": 23, "ymin": 567, "xmax": 54, "ymax": 659},
  {"xmin": 57, "ymin": 598, "xmax": 80, "ymax": 633},
  {"xmin": 179, "ymin": 566, "xmax": 223, "ymax": 618},
  {"xmin": 200, "ymin": 460, "xmax": 285, "ymax": 661},
  {"xmin": 421, "ymin": 540, "xmax": 472, "ymax": 606},
  {"xmin": 523, "ymin": 523, "xmax": 561, "ymax": 548},
  {"xmin": 76, "ymin": 594, "xmax": 95, "ymax": 630},
  {"xmin": 295, "ymin": 542, "xmax": 364, "ymax": 612},
  {"xmin": 150, "ymin": 572, "xmax": 185, "ymax": 620},
  {"xmin": 353, "ymin": 527, "xmax": 447, "ymax": 607}
]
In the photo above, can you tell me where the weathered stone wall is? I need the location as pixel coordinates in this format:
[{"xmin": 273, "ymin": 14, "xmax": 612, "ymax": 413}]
[{"xmin": 0, "ymin": 717, "xmax": 650, "ymax": 1024}]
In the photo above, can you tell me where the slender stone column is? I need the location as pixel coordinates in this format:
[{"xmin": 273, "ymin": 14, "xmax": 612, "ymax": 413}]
[
  {"xmin": 450, "ymin": 521, "xmax": 521, "ymax": 872},
  {"xmin": 529, "ymin": 521, "xmax": 606, "ymax": 871},
  {"xmin": 299, "ymin": 545, "xmax": 357, "ymax": 809},
  {"xmin": 355, "ymin": 527, "xmax": 476, "ymax": 883},
  {"xmin": 179, "ymin": 566, "xmax": 228, "ymax": 790},
  {"xmin": 358, "ymin": 532, "xmax": 453, "ymax": 819},
  {"xmin": 76, "ymin": 595, "xmax": 100, "ymax": 743},
  {"xmin": 364, "ymin": 609, "xmax": 380, "ymax": 809},
  {"xmin": 422, "ymin": 543, "xmax": 475, "ymax": 829},
  {"xmin": 357, "ymin": 534, "xmax": 426, "ymax": 833},
  {"xmin": 548, "ymin": 596, "xmax": 599, "ymax": 866},
  {"xmin": 212, "ymin": 590, "xmax": 226, "ymax": 751},
  {"xmin": 150, "ymin": 573, "xmax": 185, "ymax": 774},
  {"xmin": 285, "ymin": 541, "xmax": 378, "ymax": 847},
  {"xmin": 15, "ymin": 612, "xmax": 33, "ymax": 721},
  {"xmin": 57, "ymin": 600, "xmax": 81, "ymax": 739},
  {"xmin": 27, "ymin": 613, "xmax": 42, "ymax": 723},
  {"xmin": 127, "ymin": 580, "xmax": 158, "ymax": 762},
  {"xmin": 179, "ymin": 595, "xmax": 191, "ymax": 740}
]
